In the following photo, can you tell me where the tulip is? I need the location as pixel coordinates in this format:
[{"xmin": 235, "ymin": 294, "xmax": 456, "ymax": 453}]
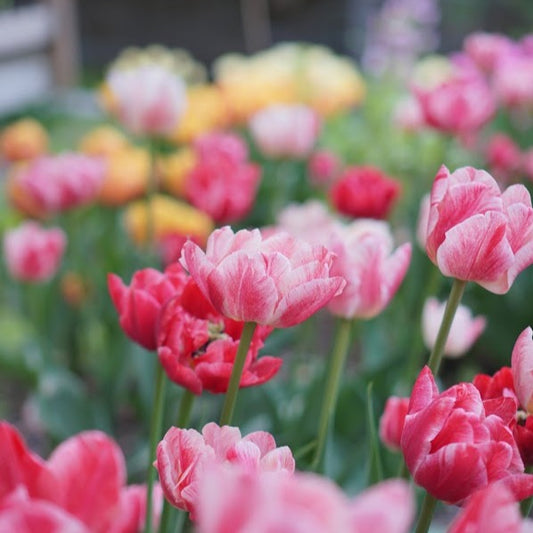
[
  {"xmin": 330, "ymin": 165, "xmax": 401, "ymax": 220},
  {"xmin": 421, "ymin": 297, "xmax": 486, "ymax": 357},
  {"xmin": 486, "ymin": 133, "xmax": 522, "ymax": 184},
  {"xmin": 0, "ymin": 118, "xmax": 48, "ymax": 162},
  {"xmin": 249, "ymin": 104, "xmax": 320, "ymax": 159},
  {"xmin": 448, "ymin": 484, "xmax": 529, "ymax": 533},
  {"xmin": 401, "ymin": 367, "xmax": 531, "ymax": 504},
  {"xmin": 155, "ymin": 422, "xmax": 295, "ymax": 519},
  {"xmin": 511, "ymin": 327, "xmax": 533, "ymax": 414},
  {"xmin": 463, "ymin": 32, "xmax": 516, "ymax": 73},
  {"xmin": 195, "ymin": 461, "xmax": 414, "ymax": 533},
  {"xmin": 424, "ymin": 165, "xmax": 533, "ymax": 294},
  {"xmin": 327, "ymin": 220, "xmax": 411, "ymax": 319},
  {"xmin": 157, "ymin": 278, "xmax": 282, "ymax": 394},
  {"xmin": 308, "ymin": 149, "xmax": 342, "ymax": 185},
  {"xmin": 379, "ymin": 396, "xmax": 409, "ymax": 451},
  {"xmin": 180, "ymin": 226, "xmax": 345, "ymax": 328},
  {"xmin": 106, "ymin": 63, "xmax": 188, "ymax": 137},
  {"xmin": 492, "ymin": 53, "xmax": 533, "ymax": 110},
  {"xmin": 3, "ymin": 222, "xmax": 66, "ymax": 283},
  {"xmin": 108, "ymin": 263, "xmax": 188, "ymax": 351}
]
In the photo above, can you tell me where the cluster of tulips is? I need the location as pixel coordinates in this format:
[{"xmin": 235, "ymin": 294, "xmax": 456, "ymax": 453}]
[{"xmin": 0, "ymin": 29, "xmax": 533, "ymax": 533}]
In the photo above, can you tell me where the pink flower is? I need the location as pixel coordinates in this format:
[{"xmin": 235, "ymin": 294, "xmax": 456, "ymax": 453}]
[
  {"xmin": 512, "ymin": 327, "xmax": 533, "ymax": 414},
  {"xmin": 401, "ymin": 366, "xmax": 532, "ymax": 504},
  {"xmin": 195, "ymin": 462, "xmax": 414, "ymax": 533},
  {"xmin": 424, "ymin": 165, "xmax": 533, "ymax": 294},
  {"xmin": 493, "ymin": 53, "xmax": 533, "ymax": 110},
  {"xmin": 421, "ymin": 297, "xmax": 486, "ymax": 357},
  {"xmin": 3, "ymin": 222, "xmax": 66, "ymax": 282},
  {"xmin": 486, "ymin": 133, "xmax": 522, "ymax": 183},
  {"xmin": 393, "ymin": 96, "xmax": 425, "ymax": 133},
  {"xmin": 185, "ymin": 133, "xmax": 260, "ymax": 223},
  {"xmin": 106, "ymin": 63, "xmax": 187, "ymax": 136},
  {"xmin": 448, "ymin": 484, "xmax": 531, "ymax": 533},
  {"xmin": 11, "ymin": 153, "xmax": 105, "ymax": 214},
  {"xmin": 155, "ymin": 422, "xmax": 295, "ymax": 519},
  {"xmin": 416, "ymin": 193, "xmax": 431, "ymax": 249},
  {"xmin": 463, "ymin": 32, "xmax": 516, "ymax": 73},
  {"xmin": 308, "ymin": 150, "xmax": 341, "ymax": 185},
  {"xmin": 249, "ymin": 104, "xmax": 320, "ymax": 158},
  {"xmin": 0, "ymin": 422, "xmax": 161, "ymax": 532},
  {"xmin": 157, "ymin": 277, "xmax": 281, "ymax": 394},
  {"xmin": 330, "ymin": 165, "xmax": 401, "ymax": 220},
  {"xmin": 108, "ymin": 263, "xmax": 187, "ymax": 350},
  {"xmin": 326, "ymin": 220, "xmax": 411, "ymax": 319},
  {"xmin": 180, "ymin": 226, "xmax": 345, "ymax": 327},
  {"xmin": 379, "ymin": 396, "xmax": 409, "ymax": 451},
  {"xmin": 416, "ymin": 76, "xmax": 495, "ymax": 136}
]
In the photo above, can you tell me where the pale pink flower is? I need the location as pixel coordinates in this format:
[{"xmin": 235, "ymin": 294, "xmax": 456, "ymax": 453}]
[
  {"xmin": 511, "ymin": 327, "xmax": 533, "ymax": 414},
  {"xmin": 180, "ymin": 226, "xmax": 345, "ymax": 327},
  {"xmin": 3, "ymin": 222, "xmax": 66, "ymax": 282},
  {"xmin": 12, "ymin": 153, "xmax": 105, "ymax": 214},
  {"xmin": 155, "ymin": 422, "xmax": 295, "ymax": 519},
  {"xmin": 196, "ymin": 462, "xmax": 414, "ymax": 533},
  {"xmin": 493, "ymin": 53, "xmax": 533, "ymax": 110},
  {"xmin": 393, "ymin": 95, "xmax": 425, "ymax": 133},
  {"xmin": 425, "ymin": 165, "xmax": 533, "ymax": 294},
  {"xmin": 107, "ymin": 63, "xmax": 187, "ymax": 136},
  {"xmin": 416, "ymin": 193, "xmax": 430, "ymax": 249},
  {"xmin": 464, "ymin": 32, "xmax": 516, "ymax": 73},
  {"xmin": 421, "ymin": 297, "xmax": 486, "ymax": 357},
  {"xmin": 249, "ymin": 104, "xmax": 321, "ymax": 158},
  {"xmin": 326, "ymin": 220, "xmax": 411, "ymax": 319}
]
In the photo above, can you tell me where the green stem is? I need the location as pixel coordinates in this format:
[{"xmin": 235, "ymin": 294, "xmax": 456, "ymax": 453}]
[
  {"xmin": 145, "ymin": 136, "xmax": 159, "ymax": 258},
  {"xmin": 415, "ymin": 492, "xmax": 438, "ymax": 533},
  {"xmin": 311, "ymin": 318, "xmax": 352, "ymax": 471},
  {"xmin": 144, "ymin": 364, "xmax": 167, "ymax": 533},
  {"xmin": 426, "ymin": 279, "xmax": 467, "ymax": 376},
  {"xmin": 219, "ymin": 322, "xmax": 257, "ymax": 426},
  {"xmin": 159, "ymin": 389, "xmax": 196, "ymax": 533}
]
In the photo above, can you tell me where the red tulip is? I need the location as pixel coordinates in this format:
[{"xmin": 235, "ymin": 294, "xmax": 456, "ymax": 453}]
[
  {"xmin": 180, "ymin": 226, "xmax": 345, "ymax": 327},
  {"xmin": 424, "ymin": 165, "xmax": 533, "ymax": 294},
  {"xmin": 108, "ymin": 263, "xmax": 187, "ymax": 350},
  {"xmin": 155, "ymin": 422, "xmax": 295, "ymax": 519},
  {"xmin": 330, "ymin": 165, "xmax": 401, "ymax": 220},
  {"xmin": 401, "ymin": 367, "xmax": 532, "ymax": 504},
  {"xmin": 157, "ymin": 278, "xmax": 282, "ymax": 394}
]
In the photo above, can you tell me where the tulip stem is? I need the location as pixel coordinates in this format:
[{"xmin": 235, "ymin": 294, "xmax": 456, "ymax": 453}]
[
  {"xmin": 144, "ymin": 363, "xmax": 167, "ymax": 533},
  {"xmin": 158, "ymin": 389, "xmax": 196, "ymax": 533},
  {"xmin": 414, "ymin": 492, "xmax": 438, "ymax": 533},
  {"xmin": 219, "ymin": 322, "xmax": 257, "ymax": 426},
  {"xmin": 311, "ymin": 317, "xmax": 352, "ymax": 471},
  {"xmin": 427, "ymin": 278, "xmax": 467, "ymax": 376}
]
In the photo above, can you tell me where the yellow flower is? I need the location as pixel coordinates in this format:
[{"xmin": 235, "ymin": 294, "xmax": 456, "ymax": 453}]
[
  {"xmin": 158, "ymin": 148, "xmax": 196, "ymax": 198},
  {"xmin": 171, "ymin": 85, "xmax": 230, "ymax": 144},
  {"xmin": 79, "ymin": 126, "xmax": 129, "ymax": 157},
  {"xmin": 124, "ymin": 194, "xmax": 214, "ymax": 245},
  {"xmin": 0, "ymin": 119, "xmax": 48, "ymax": 162},
  {"xmin": 99, "ymin": 147, "xmax": 150, "ymax": 206}
]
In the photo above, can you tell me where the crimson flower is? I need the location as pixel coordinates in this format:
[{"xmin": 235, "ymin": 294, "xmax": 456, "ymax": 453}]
[
  {"xmin": 157, "ymin": 278, "xmax": 282, "ymax": 394},
  {"xmin": 330, "ymin": 165, "xmax": 401, "ymax": 220}
]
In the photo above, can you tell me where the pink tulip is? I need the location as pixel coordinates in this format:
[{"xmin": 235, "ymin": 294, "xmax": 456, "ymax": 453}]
[
  {"xmin": 180, "ymin": 226, "xmax": 345, "ymax": 327},
  {"xmin": 416, "ymin": 76, "xmax": 495, "ymax": 136},
  {"xmin": 155, "ymin": 422, "xmax": 295, "ymax": 519},
  {"xmin": 486, "ymin": 133, "xmax": 522, "ymax": 183},
  {"xmin": 401, "ymin": 366, "xmax": 533, "ymax": 504},
  {"xmin": 424, "ymin": 165, "xmax": 533, "ymax": 294},
  {"xmin": 195, "ymin": 462, "xmax": 414, "ymax": 533},
  {"xmin": 12, "ymin": 153, "xmax": 106, "ymax": 214},
  {"xmin": 106, "ymin": 63, "xmax": 187, "ymax": 136},
  {"xmin": 416, "ymin": 193, "xmax": 430, "ymax": 249},
  {"xmin": 512, "ymin": 327, "xmax": 533, "ymax": 414},
  {"xmin": 326, "ymin": 220, "xmax": 411, "ymax": 319},
  {"xmin": 308, "ymin": 150, "xmax": 342, "ymax": 185},
  {"xmin": 393, "ymin": 96, "xmax": 425, "ymax": 133},
  {"xmin": 493, "ymin": 53, "xmax": 533, "ymax": 110},
  {"xmin": 463, "ymin": 32, "xmax": 516, "ymax": 73},
  {"xmin": 3, "ymin": 222, "xmax": 66, "ymax": 282},
  {"xmin": 448, "ymin": 484, "xmax": 531, "ymax": 533},
  {"xmin": 379, "ymin": 396, "xmax": 409, "ymax": 451},
  {"xmin": 0, "ymin": 422, "xmax": 161, "ymax": 532},
  {"xmin": 421, "ymin": 297, "xmax": 486, "ymax": 357},
  {"xmin": 108, "ymin": 263, "xmax": 187, "ymax": 350},
  {"xmin": 193, "ymin": 131, "xmax": 249, "ymax": 165},
  {"xmin": 249, "ymin": 104, "xmax": 320, "ymax": 158}
]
